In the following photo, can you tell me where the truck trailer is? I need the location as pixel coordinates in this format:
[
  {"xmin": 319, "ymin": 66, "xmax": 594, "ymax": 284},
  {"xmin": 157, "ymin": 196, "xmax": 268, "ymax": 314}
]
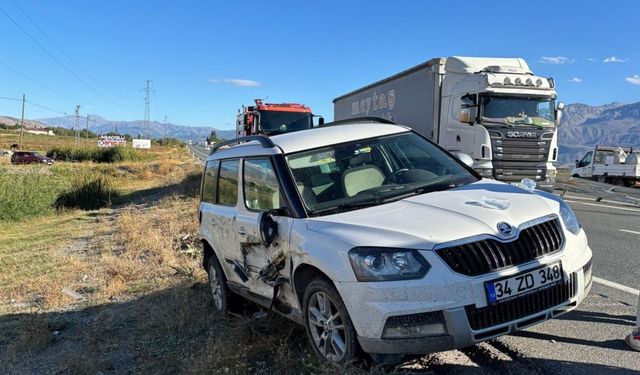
[{"xmin": 333, "ymin": 56, "xmax": 564, "ymax": 190}]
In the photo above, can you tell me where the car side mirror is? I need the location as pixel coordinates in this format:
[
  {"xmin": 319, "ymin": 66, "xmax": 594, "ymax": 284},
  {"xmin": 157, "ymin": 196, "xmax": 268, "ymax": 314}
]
[
  {"xmin": 258, "ymin": 211, "xmax": 279, "ymax": 247},
  {"xmin": 453, "ymin": 152, "xmax": 474, "ymax": 167},
  {"xmin": 575, "ymin": 159, "xmax": 579, "ymax": 167}
]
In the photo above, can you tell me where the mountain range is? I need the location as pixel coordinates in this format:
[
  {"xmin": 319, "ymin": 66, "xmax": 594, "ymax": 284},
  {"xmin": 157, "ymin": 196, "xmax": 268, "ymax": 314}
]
[
  {"xmin": 34, "ymin": 115, "xmax": 236, "ymax": 141},
  {"xmin": 558, "ymin": 101, "xmax": 640, "ymax": 164},
  {"xmin": 3, "ymin": 102, "xmax": 639, "ymax": 163}
]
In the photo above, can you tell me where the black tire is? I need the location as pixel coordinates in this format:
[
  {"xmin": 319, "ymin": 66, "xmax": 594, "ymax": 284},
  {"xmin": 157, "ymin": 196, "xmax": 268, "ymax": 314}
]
[
  {"xmin": 303, "ymin": 278, "xmax": 359, "ymax": 364},
  {"xmin": 206, "ymin": 254, "xmax": 235, "ymax": 315}
]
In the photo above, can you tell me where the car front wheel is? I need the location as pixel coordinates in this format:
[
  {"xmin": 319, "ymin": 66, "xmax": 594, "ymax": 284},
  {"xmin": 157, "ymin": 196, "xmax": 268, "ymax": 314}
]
[{"xmin": 303, "ymin": 278, "xmax": 358, "ymax": 364}]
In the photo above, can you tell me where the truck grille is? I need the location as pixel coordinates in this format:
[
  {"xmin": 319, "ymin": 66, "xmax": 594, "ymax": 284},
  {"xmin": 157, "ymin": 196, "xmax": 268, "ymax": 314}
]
[
  {"xmin": 490, "ymin": 133, "xmax": 551, "ymax": 182},
  {"xmin": 465, "ymin": 272, "xmax": 577, "ymax": 331},
  {"xmin": 435, "ymin": 218, "xmax": 564, "ymax": 276}
]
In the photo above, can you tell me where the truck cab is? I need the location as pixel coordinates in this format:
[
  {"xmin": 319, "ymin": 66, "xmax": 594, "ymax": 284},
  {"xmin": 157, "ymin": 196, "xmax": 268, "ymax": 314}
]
[
  {"xmin": 571, "ymin": 145, "xmax": 639, "ymax": 186},
  {"xmin": 236, "ymin": 99, "xmax": 317, "ymax": 137},
  {"xmin": 438, "ymin": 57, "xmax": 562, "ymax": 191}
]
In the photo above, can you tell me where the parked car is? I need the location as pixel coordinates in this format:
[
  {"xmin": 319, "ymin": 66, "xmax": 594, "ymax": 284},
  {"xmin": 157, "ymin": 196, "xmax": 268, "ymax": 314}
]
[
  {"xmin": 198, "ymin": 119, "xmax": 592, "ymax": 365},
  {"xmin": 11, "ymin": 151, "xmax": 54, "ymax": 165}
]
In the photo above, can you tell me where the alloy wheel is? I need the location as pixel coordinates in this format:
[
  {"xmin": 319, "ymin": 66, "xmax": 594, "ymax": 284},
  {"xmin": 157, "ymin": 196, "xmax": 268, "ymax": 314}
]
[{"xmin": 307, "ymin": 291, "xmax": 347, "ymax": 362}]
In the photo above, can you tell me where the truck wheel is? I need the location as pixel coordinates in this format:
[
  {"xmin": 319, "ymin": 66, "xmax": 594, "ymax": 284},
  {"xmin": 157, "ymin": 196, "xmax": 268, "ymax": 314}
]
[
  {"xmin": 303, "ymin": 279, "xmax": 358, "ymax": 364},
  {"xmin": 614, "ymin": 179, "xmax": 628, "ymax": 187},
  {"xmin": 207, "ymin": 254, "xmax": 235, "ymax": 314}
]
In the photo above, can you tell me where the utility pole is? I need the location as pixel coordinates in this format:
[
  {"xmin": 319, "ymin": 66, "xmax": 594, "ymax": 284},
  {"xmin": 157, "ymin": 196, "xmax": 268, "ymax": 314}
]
[
  {"xmin": 74, "ymin": 105, "xmax": 81, "ymax": 145},
  {"xmin": 163, "ymin": 115, "xmax": 167, "ymax": 147},
  {"xmin": 19, "ymin": 94, "xmax": 25, "ymax": 150},
  {"xmin": 85, "ymin": 114, "xmax": 90, "ymax": 138},
  {"xmin": 143, "ymin": 79, "xmax": 152, "ymax": 139}
]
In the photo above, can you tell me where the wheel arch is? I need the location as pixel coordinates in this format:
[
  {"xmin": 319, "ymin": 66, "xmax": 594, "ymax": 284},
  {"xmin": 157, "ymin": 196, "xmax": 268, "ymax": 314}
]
[{"xmin": 293, "ymin": 263, "xmax": 335, "ymax": 307}]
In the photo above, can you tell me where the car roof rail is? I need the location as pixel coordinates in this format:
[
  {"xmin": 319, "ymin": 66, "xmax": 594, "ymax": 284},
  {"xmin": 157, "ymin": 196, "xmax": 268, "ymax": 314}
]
[
  {"xmin": 210, "ymin": 135, "xmax": 276, "ymax": 155},
  {"xmin": 319, "ymin": 116, "xmax": 397, "ymax": 127}
]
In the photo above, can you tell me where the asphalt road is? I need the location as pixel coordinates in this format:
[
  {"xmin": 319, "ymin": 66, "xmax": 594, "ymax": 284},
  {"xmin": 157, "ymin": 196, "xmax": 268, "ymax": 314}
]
[{"xmin": 188, "ymin": 146, "xmax": 639, "ymax": 373}]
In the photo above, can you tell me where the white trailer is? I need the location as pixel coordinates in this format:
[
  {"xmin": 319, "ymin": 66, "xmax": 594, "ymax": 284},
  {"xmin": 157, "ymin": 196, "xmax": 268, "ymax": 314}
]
[
  {"xmin": 333, "ymin": 56, "xmax": 564, "ymax": 191},
  {"xmin": 571, "ymin": 145, "xmax": 640, "ymax": 187}
]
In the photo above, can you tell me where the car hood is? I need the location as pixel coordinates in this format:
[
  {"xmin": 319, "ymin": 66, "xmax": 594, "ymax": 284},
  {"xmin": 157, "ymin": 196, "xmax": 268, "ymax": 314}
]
[{"xmin": 305, "ymin": 179, "xmax": 560, "ymax": 250}]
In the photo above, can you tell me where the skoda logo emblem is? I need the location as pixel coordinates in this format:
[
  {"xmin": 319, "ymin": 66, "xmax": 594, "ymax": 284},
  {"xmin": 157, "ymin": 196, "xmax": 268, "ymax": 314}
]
[{"xmin": 497, "ymin": 222, "xmax": 513, "ymax": 236}]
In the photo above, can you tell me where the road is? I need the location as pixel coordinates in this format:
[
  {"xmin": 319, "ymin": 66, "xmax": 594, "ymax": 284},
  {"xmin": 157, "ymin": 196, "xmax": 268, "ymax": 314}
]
[{"xmin": 188, "ymin": 146, "xmax": 639, "ymax": 373}]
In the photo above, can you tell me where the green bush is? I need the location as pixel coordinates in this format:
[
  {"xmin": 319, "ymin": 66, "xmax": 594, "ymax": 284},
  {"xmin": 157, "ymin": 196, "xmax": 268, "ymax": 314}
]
[
  {"xmin": 47, "ymin": 146, "xmax": 144, "ymax": 163},
  {"xmin": 0, "ymin": 167, "xmax": 62, "ymax": 221},
  {"xmin": 54, "ymin": 174, "xmax": 117, "ymax": 210},
  {"xmin": 0, "ymin": 167, "xmax": 118, "ymax": 222}
]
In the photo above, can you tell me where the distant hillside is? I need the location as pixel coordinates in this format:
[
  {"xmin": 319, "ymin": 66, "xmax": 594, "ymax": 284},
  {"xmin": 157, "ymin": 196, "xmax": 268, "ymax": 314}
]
[
  {"xmin": 558, "ymin": 102, "xmax": 640, "ymax": 164},
  {"xmin": 0, "ymin": 116, "xmax": 49, "ymax": 129},
  {"xmin": 36, "ymin": 115, "xmax": 235, "ymax": 141}
]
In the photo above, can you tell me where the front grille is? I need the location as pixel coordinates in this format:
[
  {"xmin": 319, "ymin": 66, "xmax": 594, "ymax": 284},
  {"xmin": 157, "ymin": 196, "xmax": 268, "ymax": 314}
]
[
  {"xmin": 491, "ymin": 134, "xmax": 550, "ymax": 181},
  {"xmin": 466, "ymin": 272, "xmax": 577, "ymax": 331},
  {"xmin": 435, "ymin": 218, "xmax": 564, "ymax": 276}
]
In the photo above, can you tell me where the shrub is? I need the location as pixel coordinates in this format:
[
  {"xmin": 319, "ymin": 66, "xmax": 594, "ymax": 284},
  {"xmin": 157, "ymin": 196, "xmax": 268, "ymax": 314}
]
[
  {"xmin": 54, "ymin": 174, "xmax": 117, "ymax": 210},
  {"xmin": 47, "ymin": 146, "xmax": 144, "ymax": 163},
  {"xmin": 0, "ymin": 167, "xmax": 61, "ymax": 221}
]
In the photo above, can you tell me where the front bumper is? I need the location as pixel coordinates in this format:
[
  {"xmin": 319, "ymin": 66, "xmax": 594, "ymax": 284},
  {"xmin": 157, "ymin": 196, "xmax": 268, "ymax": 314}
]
[{"xmin": 337, "ymin": 231, "xmax": 592, "ymax": 355}]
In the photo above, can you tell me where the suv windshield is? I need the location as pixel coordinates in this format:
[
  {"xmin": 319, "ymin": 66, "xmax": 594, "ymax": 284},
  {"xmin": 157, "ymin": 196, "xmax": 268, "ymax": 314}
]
[
  {"xmin": 481, "ymin": 96, "xmax": 555, "ymax": 127},
  {"xmin": 286, "ymin": 132, "xmax": 479, "ymax": 215},
  {"xmin": 260, "ymin": 111, "xmax": 312, "ymax": 134}
]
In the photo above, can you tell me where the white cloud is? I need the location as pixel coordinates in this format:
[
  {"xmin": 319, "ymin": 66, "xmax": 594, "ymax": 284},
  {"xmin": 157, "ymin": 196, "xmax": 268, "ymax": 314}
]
[
  {"xmin": 603, "ymin": 56, "xmax": 627, "ymax": 63},
  {"xmin": 625, "ymin": 75, "xmax": 640, "ymax": 86},
  {"xmin": 587, "ymin": 58, "xmax": 595, "ymax": 62},
  {"xmin": 209, "ymin": 78, "xmax": 261, "ymax": 87},
  {"xmin": 568, "ymin": 77, "xmax": 583, "ymax": 83},
  {"xmin": 540, "ymin": 56, "xmax": 574, "ymax": 64}
]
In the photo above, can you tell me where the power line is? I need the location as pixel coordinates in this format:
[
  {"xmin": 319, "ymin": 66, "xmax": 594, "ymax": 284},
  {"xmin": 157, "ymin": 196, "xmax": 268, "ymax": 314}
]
[
  {"xmin": 25, "ymin": 100, "xmax": 67, "ymax": 115},
  {"xmin": 0, "ymin": 61, "xmax": 95, "ymax": 105},
  {"xmin": 0, "ymin": 95, "xmax": 23, "ymax": 102},
  {"xmin": 9, "ymin": 0, "xmax": 132, "ymax": 102},
  {"xmin": 0, "ymin": 6, "xmax": 119, "ymax": 106}
]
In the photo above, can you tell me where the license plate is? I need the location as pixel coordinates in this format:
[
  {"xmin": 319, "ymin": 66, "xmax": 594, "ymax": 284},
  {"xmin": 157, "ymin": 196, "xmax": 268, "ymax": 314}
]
[{"xmin": 485, "ymin": 262, "xmax": 564, "ymax": 304}]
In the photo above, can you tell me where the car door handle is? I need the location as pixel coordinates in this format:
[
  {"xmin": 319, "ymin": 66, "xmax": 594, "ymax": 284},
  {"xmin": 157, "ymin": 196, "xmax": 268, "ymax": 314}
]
[{"xmin": 238, "ymin": 227, "xmax": 247, "ymax": 236}]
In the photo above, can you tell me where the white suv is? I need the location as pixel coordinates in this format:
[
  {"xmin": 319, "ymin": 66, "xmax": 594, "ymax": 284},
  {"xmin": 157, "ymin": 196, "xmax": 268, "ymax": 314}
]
[{"xmin": 198, "ymin": 120, "xmax": 593, "ymax": 364}]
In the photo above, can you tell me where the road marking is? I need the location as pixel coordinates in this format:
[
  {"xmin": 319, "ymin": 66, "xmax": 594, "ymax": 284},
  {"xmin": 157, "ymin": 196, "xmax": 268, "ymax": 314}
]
[
  {"xmin": 593, "ymin": 277, "xmax": 640, "ymax": 296},
  {"xmin": 564, "ymin": 200, "xmax": 640, "ymax": 213},
  {"xmin": 619, "ymin": 229, "xmax": 640, "ymax": 235}
]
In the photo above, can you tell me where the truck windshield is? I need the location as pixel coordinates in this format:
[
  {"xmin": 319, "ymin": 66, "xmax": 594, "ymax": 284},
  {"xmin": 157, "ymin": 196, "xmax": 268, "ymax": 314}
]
[
  {"xmin": 260, "ymin": 111, "xmax": 312, "ymax": 134},
  {"xmin": 480, "ymin": 96, "xmax": 555, "ymax": 127},
  {"xmin": 286, "ymin": 132, "xmax": 479, "ymax": 216}
]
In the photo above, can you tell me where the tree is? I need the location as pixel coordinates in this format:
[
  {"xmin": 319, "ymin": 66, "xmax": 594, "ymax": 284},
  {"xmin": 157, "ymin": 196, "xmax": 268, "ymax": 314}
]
[{"xmin": 206, "ymin": 130, "xmax": 221, "ymax": 145}]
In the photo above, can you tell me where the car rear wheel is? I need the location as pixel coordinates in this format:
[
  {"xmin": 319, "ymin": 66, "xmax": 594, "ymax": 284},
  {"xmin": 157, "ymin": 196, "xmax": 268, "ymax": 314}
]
[
  {"xmin": 303, "ymin": 278, "xmax": 358, "ymax": 364},
  {"xmin": 207, "ymin": 255, "xmax": 234, "ymax": 314}
]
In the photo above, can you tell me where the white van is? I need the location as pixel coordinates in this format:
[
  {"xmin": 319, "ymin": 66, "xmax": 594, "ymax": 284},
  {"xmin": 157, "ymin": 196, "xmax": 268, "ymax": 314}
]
[{"xmin": 198, "ymin": 119, "xmax": 592, "ymax": 364}]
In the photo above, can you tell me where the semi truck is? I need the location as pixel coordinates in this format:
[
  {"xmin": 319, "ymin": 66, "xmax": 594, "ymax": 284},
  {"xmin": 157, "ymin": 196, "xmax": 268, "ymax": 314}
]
[
  {"xmin": 571, "ymin": 145, "xmax": 640, "ymax": 187},
  {"xmin": 333, "ymin": 56, "xmax": 564, "ymax": 191},
  {"xmin": 236, "ymin": 99, "xmax": 322, "ymax": 137}
]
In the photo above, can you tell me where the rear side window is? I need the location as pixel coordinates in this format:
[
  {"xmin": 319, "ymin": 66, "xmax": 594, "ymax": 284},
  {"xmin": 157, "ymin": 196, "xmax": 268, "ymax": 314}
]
[
  {"xmin": 244, "ymin": 158, "xmax": 281, "ymax": 211},
  {"xmin": 218, "ymin": 159, "xmax": 240, "ymax": 206},
  {"xmin": 201, "ymin": 160, "xmax": 219, "ymax": 203}
]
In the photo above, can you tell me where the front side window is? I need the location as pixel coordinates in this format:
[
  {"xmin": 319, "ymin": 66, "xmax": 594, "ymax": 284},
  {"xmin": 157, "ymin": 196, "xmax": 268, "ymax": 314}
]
[
  {"xmin": 578, "ymin": 151, "xmax": 593, "ymax": 167},
  {"xmin": 286, "ymin": 132, "xmax": 478, "ymax": 216},
  {"xmin": 201, "ymin": 160, "xmax": 219, "ymax": 203},
  {"xmin": 244, "ymin": 158, "xmax": 281, "ymax": 211},
  {"xmin": 218, "ymin": 159, "xmax": 239, "ymax": 206},
  {"xmin": 481, "ymin": 96, "xmax": 555, "ymax": 127}
]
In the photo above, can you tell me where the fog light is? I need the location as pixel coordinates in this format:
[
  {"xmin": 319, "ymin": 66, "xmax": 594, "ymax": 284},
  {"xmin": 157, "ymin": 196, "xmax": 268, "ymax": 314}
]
[{"xmin": 382, "ymin": 311, "xmax": 448, "ymax": 339}]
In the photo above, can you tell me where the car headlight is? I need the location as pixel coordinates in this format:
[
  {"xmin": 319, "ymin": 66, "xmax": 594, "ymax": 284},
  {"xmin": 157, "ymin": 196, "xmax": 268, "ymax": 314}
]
[
  {"xmin": 348, "ymin": 247, "xmax": 430, "ymax": 282},
  {"xmin": 535, "ymin": 190, "xmax": 582, "ymax": 235}
]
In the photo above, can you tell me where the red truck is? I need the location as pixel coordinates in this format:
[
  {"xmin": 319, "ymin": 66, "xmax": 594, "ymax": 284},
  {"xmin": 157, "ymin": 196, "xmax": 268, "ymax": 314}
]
[{"xmin": 236, "ymin": 99, "xmax": 322, "ymax": 137}]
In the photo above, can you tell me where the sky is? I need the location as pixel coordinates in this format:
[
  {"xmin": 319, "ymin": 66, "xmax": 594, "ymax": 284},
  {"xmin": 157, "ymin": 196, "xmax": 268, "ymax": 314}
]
[{"xmin": 1, "ymin": 0, "xmax": 639, "ymax": 130}]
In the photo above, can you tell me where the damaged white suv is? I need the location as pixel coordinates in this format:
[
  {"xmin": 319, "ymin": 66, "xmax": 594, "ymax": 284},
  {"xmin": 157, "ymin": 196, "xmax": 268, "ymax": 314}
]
[{"xmin": 199, "ymin": 120, "xmax": 593, "ymax": 364}]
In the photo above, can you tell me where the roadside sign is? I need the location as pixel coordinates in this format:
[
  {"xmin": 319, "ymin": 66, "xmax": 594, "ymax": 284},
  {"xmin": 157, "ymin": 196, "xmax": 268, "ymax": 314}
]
[
  {"xmin": 98, "ymin": 135, "xmax": 127, "ymax": 147},
  {"xmin": 133, "ymin": 139, "xmax": 151, "ymax": 149}
]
